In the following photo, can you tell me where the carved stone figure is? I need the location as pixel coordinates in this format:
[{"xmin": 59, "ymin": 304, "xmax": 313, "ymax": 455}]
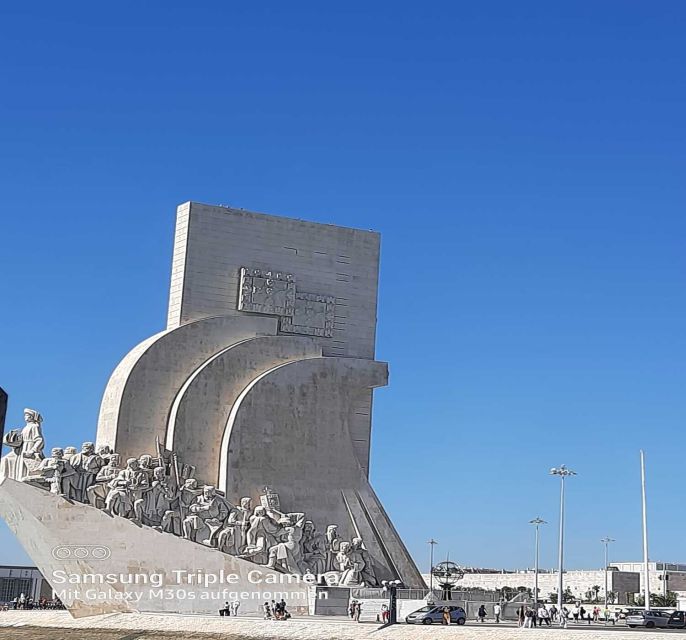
[
  {"xmin": 138, "ymin": 454, "xmax": 156, "ymax": 485},
  {"xmin": 177, "ymin": 478, "xmax": 202, "ymax": 520},
  {"xmin": 96, "ymin": 445, "xmax": 113, "ymax": 464},
  {"xmin": 134, "ymin": 466, "xmax": 175, "ymax": 527},
  {"xmin": 64, "ymin": 446, "xmax": 78, "ymax": 458},
  {"xmin": 239, "ymin": 506, "xmax": 282, "ymax": 565},
  {"xmin": 0, "ymin": 409, "xmax": 45, "ymax": 481},
  {"xmin": 182, "ymin": 485, "xmax": 231, "ymax": 546},
  {"xmin": 325, "ymin": 524, "xmax": 341, "ymax": 571},
  {"xmin": 301, "ymin": 520, "xmax": 326, "ymax": 575},
  {"xmin": 336, "ymin": 541, "xmax": 360, "ymax": 586},
  {"xmin": 159, "ymin": 477, "xmax": 201, "ymax": 536},
  {"xmin": 37, "ymin": 448, "xmax": 76, "ymax": 497},
  {"xmin": 104, "ymin": 457, "xmax": 148, "ymax": 517},
  {"xmin": 349, "ymin": 537, "xmax": 378, "ymax": 586},
  {"xmin": 266, "ymin": 512, "xmax": 306, "ymax": 574},
  {"xmin": 216, "ymin": 496, "xmax": 248, "ymax": 554},
  {"xmin": 70, "ymin": 442, "xmax": 103, "ymax": 502},
  {"xmin": 86, "ymin": 453, "xmax": 121, "ymax": 508}
]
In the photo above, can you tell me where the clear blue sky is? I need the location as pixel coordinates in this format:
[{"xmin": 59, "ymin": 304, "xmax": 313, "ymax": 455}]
[{"xmin": 1, "ymin": 1, "xmax": 684, "ymax": 573}]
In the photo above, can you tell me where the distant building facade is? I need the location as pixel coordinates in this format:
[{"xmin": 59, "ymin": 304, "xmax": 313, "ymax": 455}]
[
  {"xmin": 610, "ymin": 562, "xmax": 686, "ymax": 595},
  {"xmin": 423, "ymin": 568, "xmax": 639, "ymax": 604},
  {"xmin": 0, "ymin": 566, "xmax": 51, "ymax": 603},
  {"xmin": 422, "ymin": 561, "xmax": 686, "ymax": 604}
]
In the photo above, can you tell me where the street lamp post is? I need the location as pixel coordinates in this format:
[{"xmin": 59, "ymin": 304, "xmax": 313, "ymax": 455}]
[
  {"xmin": 601, "ymin": 536, "xmax": 615, "ymax": 611},
  {"xmin": 550, "ymin": 465, "xmax": 576, "ymax": 627},
  {"xmin": 427, "ymin": 539, "xmax": 438, "ymax": 597},
  {"xmin": 381, "ymin": 580, "xmax": 403, "ymax": 625},
  {"xmin": 640, "ymin": 450, "xmax": 650, "ymax": 611},
  {"xmin": 529, "ymin": 518, "xmax": 547, "ymax": 605}
]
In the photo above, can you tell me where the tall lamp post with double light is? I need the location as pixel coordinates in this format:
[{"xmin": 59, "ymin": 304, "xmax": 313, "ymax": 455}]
[
  {"xmin": 601, "ymin": 536, "xmax": 615, "ymax": 610},
  {"xmin": 529, "ymin": 518, "xmax": 546, "ymax": 605},
  {"xmin": 427, "ymin": 539, "xmax": 438, "ymax": 598},
  {"xmin": 550, "ymin": 465, "xmax": 576, "ymax": 626},
  {"xmin": 381, "ymin": 579, "xmax": 403, "ymax": 625}
]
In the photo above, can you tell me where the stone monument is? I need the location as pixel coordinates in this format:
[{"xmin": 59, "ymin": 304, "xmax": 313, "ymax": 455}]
[{"xmin": 0, "ymin": 202, "xmax": 423, "ymax": 616}]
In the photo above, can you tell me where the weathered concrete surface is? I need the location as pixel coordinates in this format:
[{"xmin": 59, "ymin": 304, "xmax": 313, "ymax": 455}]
[
  {"xmin": 220, "ymin": 356, "xmax": 423, "ymax": 588},
  {"xmin": 166, "ymin": 335, "xmax": 321, "ymax": 486},
  {"xmin": 96, "ymin": 315, "xmax": 278, "ymax": 459},
  {"xmin": 0, "ymin": 479, "xmax": 309, "ymax": 617}
]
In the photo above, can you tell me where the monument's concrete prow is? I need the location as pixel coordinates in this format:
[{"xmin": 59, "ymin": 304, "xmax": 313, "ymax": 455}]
[{"xmin": 0, "ymin": 478, "xmax": 310, "ymax": 617}]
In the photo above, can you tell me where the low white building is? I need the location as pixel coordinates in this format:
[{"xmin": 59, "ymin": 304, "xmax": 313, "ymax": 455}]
[
  {"xmin": 423, "ymin": 568, "xmax": 639, "ymax": 604},
  {"xmin": 421, "ymin": 561, "xmax": 686, "ymax": 604}
]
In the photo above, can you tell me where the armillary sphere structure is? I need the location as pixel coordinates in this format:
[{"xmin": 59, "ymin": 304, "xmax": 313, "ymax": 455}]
[{"xmin": 431, "ymin": 560, "xmax": 465, "ymax": 601}]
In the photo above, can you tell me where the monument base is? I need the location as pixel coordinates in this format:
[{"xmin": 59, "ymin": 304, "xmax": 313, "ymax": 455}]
[{"xmin": 308, "ymin": 586, "xmax": 351, "ymax": 616}]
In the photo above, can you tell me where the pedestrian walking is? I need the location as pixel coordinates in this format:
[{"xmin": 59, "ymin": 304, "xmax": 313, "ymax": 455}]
[
  {"xmin": 442, "ymin": 606, "xmax": 451, "ymax": 625},
  {"xmin": 538, "ymin": 604, "xmax": 551, "ymax": 626},
  {"xmin": 230, "ymin": 600, "xmax": 239, "ymax": 616},
  {"xmin": 354, "ymin": 601, "xmax": 362, "ymax": 622},
  {"xmin": 517, "ymin": 605, "xmax": 525, "ymax": 627},
  {"xmin": 494, "ymin": 602, "xmax": 501, "ymax": 623},
  {"xmin": 477, "ymin": 604, "xmax": 487, "ymax": 623},
  {"xmin": 381, "ymin": 603, "xmax": 389, "ymax": 623}
]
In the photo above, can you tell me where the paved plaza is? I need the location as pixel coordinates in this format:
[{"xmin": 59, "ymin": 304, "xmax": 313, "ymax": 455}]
[{"xmin": 0, "ymin": 612, "xmax": 683, "ymax": 640}]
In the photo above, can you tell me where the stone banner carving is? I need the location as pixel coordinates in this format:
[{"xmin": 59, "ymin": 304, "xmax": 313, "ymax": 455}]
[
  {"xmin": 237, "ymin": 267, "xmax": 335, "ymax": 338},
  {"xmin": 238, "ymin": 268, "xmax": 295, "ymax": 316},
  {"xmin": 280, "ymin": 292, "xmax": 335, "ymax": 338}
]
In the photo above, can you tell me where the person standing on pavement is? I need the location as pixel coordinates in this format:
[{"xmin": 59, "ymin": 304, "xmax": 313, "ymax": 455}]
[
  {"xmin": 354, "ymin": 601, "xmax": 362, "ymax": 622},
  {"xmin": 538, "ymin": 604, "xmax": 551, "ymax": 626},
  {"xmin": 494, "ymin": 602, "xmax": 501, "ymax": 623}
]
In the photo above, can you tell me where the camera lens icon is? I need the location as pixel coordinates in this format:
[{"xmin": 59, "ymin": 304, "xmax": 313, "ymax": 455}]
[{"xmin": 52, "ymin": 545, "xmax": 111, "ymax": 561}]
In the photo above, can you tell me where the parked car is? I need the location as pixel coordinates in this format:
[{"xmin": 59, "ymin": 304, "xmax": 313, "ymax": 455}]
[
  {"xmin": 406, "ymin": 605, "xmax": 467, "ymax": 625},
  {"xmin": 626, "ymin": 610, "xmax": 672, "ymax": 629},
  {"xmin": 667, "ymin": 611, "xmax": 686, "ymax": 629}
]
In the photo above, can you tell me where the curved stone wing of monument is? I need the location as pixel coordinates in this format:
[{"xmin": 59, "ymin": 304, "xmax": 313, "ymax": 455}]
[{"xmin": 95, "ymin": 317, "xmax": 423, "ymax": 588}]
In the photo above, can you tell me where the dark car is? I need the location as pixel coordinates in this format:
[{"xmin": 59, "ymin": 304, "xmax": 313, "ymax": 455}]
[
  {"xmin": 405, "ymin": 605, "xmax": 467, "ymax": 625},
  {"xmin": 667, "ymin": 611, "xmax": 686, "ymax": 629}
]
